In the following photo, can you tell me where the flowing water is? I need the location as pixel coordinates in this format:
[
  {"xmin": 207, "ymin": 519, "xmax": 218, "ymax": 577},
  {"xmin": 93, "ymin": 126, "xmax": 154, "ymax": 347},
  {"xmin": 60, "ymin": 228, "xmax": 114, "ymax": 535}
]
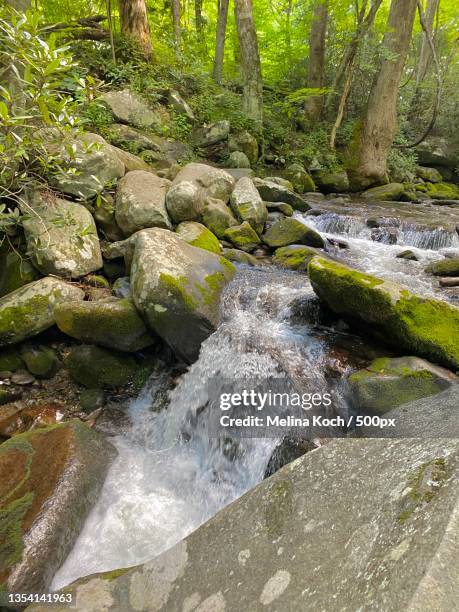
[{"xmin": 52, "ymin": 204, "xmax": 459, "ymax": 589}]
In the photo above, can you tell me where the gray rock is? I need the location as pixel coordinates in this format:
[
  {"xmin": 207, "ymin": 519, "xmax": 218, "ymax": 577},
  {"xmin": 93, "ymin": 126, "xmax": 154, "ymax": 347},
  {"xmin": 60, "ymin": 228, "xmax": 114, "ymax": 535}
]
[
  {"xmin": 416, "ymin": 136, "xmax": 458, "ymax": 168},
  {"xmin": 115, "ymin": 170, "xmax": 172, "ymax": 236},
  {"xmin": 112, "ymin": 277, "xmax": 131, "ymax": 298},
  {"xmin": 253, "ymin": 178, "xmax": 310, "ymax": 212},
  {"xmin": 230, "ymin": 177, "xmax": 267, "ymax": 234},
  {"xmin": 222, "ymin": 168, "xmax": 255, "ymax": 181},
  {"xmin": 263, "ymin": 218, "xmax": 325, "ymax": 248},
  {"xmin": 313, "ymin": 169, "xmax": 350, "ymax": 194},
  {"xmin": 228, "ymin": 130, "xmax": 258, "ymax": 164},
  {"xmin": 222, "ymin": 248, "xmax": 258, "ymax": 266},
  {"xmin": 201, "ymin": 197, "xmax": 239, "ymax": 239},
  {"xmin": 416, "ymin": 166, "xmax": 443, "ymax": 183},
  {"xmin": 175, "ymin": 221, "xmax": 221, "ymax": 254},
  {"xmin": 167, "ymin": 89, "xmax": 195, "ymax": 121},
  {"xmin": 191, "ymin": 120, "xmax": 230, "ymax": 147},
  {"xmin": 284, "ymin": 162, "xmax": 316, "ymax": 193},
  {"xmin": 224, "ymin": 221, "xmax": 261, "ymax": 252},
  {"xmin": 102, "ymin": 89, "xmax": 163, "ymax": 130},
  {"xmin": 227, "ymin": 151, "xmax": 251, "ymax": 168},
  {"xmin": 105, "ymin": 124, "xmax": 162, "ymax": 153}
]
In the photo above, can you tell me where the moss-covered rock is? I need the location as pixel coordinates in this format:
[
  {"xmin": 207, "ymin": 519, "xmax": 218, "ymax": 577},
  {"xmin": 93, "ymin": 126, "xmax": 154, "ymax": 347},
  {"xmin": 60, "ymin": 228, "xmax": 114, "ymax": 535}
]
[
  {"xmin": 0, "ymin": 421, "xmax": 116, "ymax": 594},
  {"xmin": 284, "ymin": 163, "xmax": 316, "ymax": 193},
  {"xmin": 224, "ymin": 221, "xmax": 261, "ymax": 251},
  {"xmin": 0, "ymin": 252, "xmax": 40, "ymax": 299},
  {"xmin": 65, "ymin": 345, "xmax": 137, "ymax": 388},
  {"xmin": 79, "ymin": 388, "xmax": 105, "ymax": 412},
  {"xmin": 54, "ymin": 299, "xmax": 155, "ymax": 352},
  {"xmin": 361, "ymin": 183, "xmax": 406, "ymax": 201},
  {"xmin": 201, "ymin": 197, "xmax": 239, "ymax": 239},
  {"xmin": 227, "ymin": 151, "xmax": 251, "ymax": 168},
  {"xmin": 0, "ymin": 278, "xmax": 84, "ymax": 347},
  {"xmin": 308, "ymin": 257, "xmax": 459, "ymax": 369},
  {"xmin": 312, "ymin": 169, "xmax": 349, "ymax": 193},
  {"xmin": 0, "ymin": 348, "xmax": 23, "ymax": 372},
  {"xmin": 272, "ymin": 245, "xmax": 321, "ymax": 271},
  {"xmin": 228, "ymin": 131, "xmax": 258, "ymax": 164},
  {"xmin": 176, "ymin": 222, "xmax": 221, "ymax": 253},
  {"xmin": 230, "ymin": 177, "xmax": 268, "ymax": 234},
  {"xmin": 253, "ymin": 178, "xmax": 310, "ymax": 212},
  {"xmin": 396, "ymin": 249, "xmax": 419, "ymax": 261},
  {"xmin": 424, "ymin": 182, "xmax": 459, "ymax": 200},
  {"xmin": 425, "ymin": 258, "xmax": 459, "ymax": 277},
  {"xmin": 263, "ymin": 218, "xmax": 325, "ymax": 248},
  {"xmin": 415, "ymin": 166, "xmax": 443, "ymax": 183},
  {"xmin": 101, "ymin": 89, "xmax": 164, "ymax": 130},
  {"xmin": 222, "ymin": 249, "xmax": 258, "ymax": 266},
  {"xmin": 104, "ymin": 123, "xmax": 162, "ymax": 153},
  {"xmin": 20, "ymin": 345, "xmax": 59, "ymax": 379},
  {"xmin": 265, "ymin": 202, "xmax": 294, "ymax": 216},
  {"xmin": 348, "ymin": 356, "xmax": 458, "ymax": 416}
]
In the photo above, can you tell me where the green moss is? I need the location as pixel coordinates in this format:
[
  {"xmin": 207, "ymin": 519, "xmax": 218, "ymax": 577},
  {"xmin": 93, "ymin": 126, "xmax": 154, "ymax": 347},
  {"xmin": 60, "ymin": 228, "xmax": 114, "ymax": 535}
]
[
  {"xmin": 424, "ymin": 182, "xmax": 459, "ymax": 200},
  {"xmin": 425, "ymin": 258, "xmax": 459, "ymax": 277},
  {"xmin": 224, "ymin": 221, "xmax": 261, "ymax": 251},
  {"xmin": 21, "ymin": 345, "xmax": 59, "ymax": 379},
  {"xmin": 0, "ymin": 348, "xmax": 23, "ymax": 372},
  {"xmin": 398, "ymin": 458, "xmax": 448, "ymax": 523},
  {"xmin": 0, "ymin": 253, "xmax": 39, "ymax": 299},
  {"xmin": 0, "ymin": 493, "xmax": 34, "ymax": 573},
  {"xmin": 65, "ymin": 345, "xmax": 137, "ymax": 388},
  {"xmin": 273, "ymin": 245, "xmax": 318, "ymax": 271},
  {"xmin": 159, "ymin": 274, "xmax": 197, "ymax": 312},
  {"xmin": 0, "ymin": 293, "xmax": 50, "ymax": 347},
  {"xmin": 99, "ymin": 567, "xmax": 131, "ymax": 581}
]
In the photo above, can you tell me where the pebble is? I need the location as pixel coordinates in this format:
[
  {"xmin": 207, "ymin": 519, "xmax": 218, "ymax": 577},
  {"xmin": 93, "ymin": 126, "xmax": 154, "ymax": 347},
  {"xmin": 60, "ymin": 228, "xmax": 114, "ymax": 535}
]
[{"xmin": 11, "ymin": 370, "xmax": 36, "ymax": 385}]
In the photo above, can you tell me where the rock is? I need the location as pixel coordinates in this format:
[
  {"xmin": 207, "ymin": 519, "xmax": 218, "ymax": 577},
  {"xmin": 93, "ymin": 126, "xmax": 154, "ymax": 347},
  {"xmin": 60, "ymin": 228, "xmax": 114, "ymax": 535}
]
[
  {"xmin": 222, "ymin": 249, "xmax": 258, "ymax": 266},
  {"xmin": 440, "ymin": 277, "xmax": 459, "ymax": 288},
  {"xmin": 224, "ymin": 221, "xmax": 261, "ymax": 252},
  {"xmin": 201, "ymin": 198, "xmax": 238, "ymax": 239},
  {"xmin": 266, "ymin": 212, "xmax": 285, "ymax": 226},
  {"xmin": 166, "ymin": 163, "xmax": 235, "ymax": 224},
  {"xmin": 20, "ymin": 345, "xmax": 59, "ymax": 379},
  {"xmin": 371, "ymin": 226, "xmax": 398, "ymax": 245},
  {"xmin": 93, "ymin": 194, "xmax": 124, "ymax": 242},
  {"xmin": 313, "ymin": 169, "xmax": 350, "ymax": 193},
  {"xmin": 0, "ymin": 348, "xmax": 23, "ymax": 372},
  {"xmin": 263, "ymin": 218, "xmax": 325, "ymax": 248},
  {"xmin": 55, "ymin": 299, "xmax": 154, "ymax": 352},
  {"xmin": 424, "ymin": 182, "xmax": 459, "ymax": 200},
  {"xmin": 228, "ymin": 131, "xmax": 258, "ymax": 164},
  {"xmin": 115, "ymin": 170, "xmax": 172, "ymax": 236},
  {"xmin": 40, "ymin": 438, "xmax": 459, "ymax": 612},
  {"xmin": 0, "ymin": 251, "xmax": 40, "ymax": 298},
  {"xmin": 415, "ymin": 166, "xmax": 443, "ymax": 183},
  {"xmin": 308, "ymin": 257, "xmax": 459, "ymax": 369},
  {"xmin": 11, "ymin": 369, "xmax": 35, "ymax": 385},
  {"xmin": 0, "ymin": 420, "xmax": 116, "ymax": 594},
  {"xmin": 0, "ymin": 278, "xmax": 84, "ymax": 346},
  {"xmin": 425, "ymin": 257, "xmax": 459, "ymax": 277},
  {"xmin": 265, "ymin": 202, "xmax": 294, "ymax": 216},
  {"xmin": 222, "ymin": 168, "xmax": 255, "ymax": 181},
  {"xmin": 396, "ymin": 249, "xmax": 419, "ymax": 261},
  {"xmin": 348, "ymin": 356, "xmax": 458, "ymax": 416},
  {"xmin": 167, "ymin": 89, "xmax": 195, "ymax": 120},
  {"xmin": 0, "ymin": 387, "xmax": 22, "ymax": 406},
  {"xmin": 47, "ymin": 132, "xmax": 125, "ymax": 199},
  {"xmin": 227, "ymin": 150, "xmax": 251, "ymax": 168},
  {"xmin": 273, "ymin": 245, "xmax": 321, "ymax": 271},
  {"xmin": 82, "ymin": 275, "xmax": 110, "ymax": 289},
  {"xmin": 105, "ymin": 124, "xmax": 162, "ymax": 153},
  {"xmin": 0, "ymin": 401, "xmax": 65, "ymax": 437},
  {"xmin": 65, "ymin": 345, "xmax": 137, "ymax": 388},
  {"xmin": 111, "ymin": 146, "xmax": 153, "ymax": 173},
  {"xmin": 103, "ymin": 259, "xmax": 126, "ymax": 281},
  {"xmin": 230, "ymin": 177, "xmax": 267, "ymax": 234},
  {"xmin": 112, "ymin": 277, "xmax": 131, "ymax": 298},
  {"xmin": 191, "ymin": 120, "xmax": 230, "ymax": 148},
  {"xmin": 416, "ymin": 135, "xmax": 458, "ymax": 168},
  {"xmin": 253, "ymin": 178, "xmax": 310, "ymax": 211},
  {"xmin": 79, "ymin": 388, "xmax": 105, "ymax": 412},
  {"xmin": 264, "ymin": 438, "xmax": 317, "ymax": 478},
  {"xmin": 129, "ymin": 228, "xmax": 235, "ymax": 363},
  {"xmin": 264, "ymin": 177, "xmax": 294, "ymax": 190},
  {"xmin": 22, "ymin": 191, "xmax": 102, "ymax": 278},
  {"xmin": 102, "ymin": 89, "xmax": 163, "ymax": 129},
  {"xmin": 361, "ymin": 183, "xmax": 406, "ymax": 201},
  {"xmin": 176, "ymin": 222, "xmax": 221, "ymax": 254},
  {"xmin": 284, "ymin": 163, "xmax": 316, "ymax": 193}
]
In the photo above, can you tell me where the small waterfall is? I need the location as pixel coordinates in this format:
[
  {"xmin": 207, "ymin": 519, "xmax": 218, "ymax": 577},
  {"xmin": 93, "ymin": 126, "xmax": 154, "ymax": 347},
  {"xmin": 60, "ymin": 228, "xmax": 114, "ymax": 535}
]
[{"xmin": 399, "ymin": 226, "xmax": 459, "ymax": 250}]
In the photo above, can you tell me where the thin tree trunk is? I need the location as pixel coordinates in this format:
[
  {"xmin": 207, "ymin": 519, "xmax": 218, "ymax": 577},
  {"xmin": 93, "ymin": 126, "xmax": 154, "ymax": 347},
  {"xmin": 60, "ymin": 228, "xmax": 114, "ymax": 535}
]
[
  {"xmin": 195, "ymin": 0, "xmax": 204, "ymax": 36},
  {"xmin": 213, "ymin": 0, "xmax": 229, "ymax": 83},
  {"xmin": 346, "ymin": 0, "xmax": 417, "ymax": 189},
  {"xmin": 4, "ymin": 0, "xmax": 31, "ymax": 10},
  {"xmin": 106, "ymin": 0, "xmax": 116, "ymax": 63},
  {"xmin": 416, "ymin": 0, "xmax": 440, "ymax": 85},
  {"xmin": 118, "ymin": 0, "xmax": 153, "ymax": 60},
  {"xmin": 234, "ymin": 0, "xmax": 263, "ymax": 125},
  {"xmin": 172, "ymin": 0, "xmax": 181, "ymax": 48},
  {"xmin": 304, "ymin": 0, "xmax": 328, "ymax": 121}
]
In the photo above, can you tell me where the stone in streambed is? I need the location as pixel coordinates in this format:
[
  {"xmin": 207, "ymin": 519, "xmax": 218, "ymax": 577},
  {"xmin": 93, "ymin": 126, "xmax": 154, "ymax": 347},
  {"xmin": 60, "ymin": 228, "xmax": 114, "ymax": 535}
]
[
  {"xmin": 396, "ymin": 249, "xmax": 419, "ymax": 261},
  {"xmin": 222, "ymin": 249, "xmax": 258, "ymax": 266},
  {"xmin": 348, "ymin": 356, "xmax": 458, "ymax": 416},
  {"xmin": 201, "ymin": 198, "xmax": 239, "ymax": 239},
  {"xmin": 265, "ymin": 202, "xmax": 294, "ymax": 216},
  {"xmin": 65, "ymin": 345, "xmax": 137, "ymax": 388},
  {"xmin": 308, "ymin": 257, "xmax": 459, "ymax": 369},
  {"xmin": 361, "ymin": 183, "xmax": 406, "ymax": 201},
  {"xmin": 176, "ymin": 222, "xmax": 221, "ymax": 254},
  {"xmin": 263, "ymin": 218, "xmax": 324, "ymax": 248},
  {"xmin": 425, "ymin": 257, "xmax": 459, "ymax": 277},
  {"xmin": 272, "ymin": 245, "xmax": 322, "ymax": 271},
  {"xmin": 224, "ymin": 221, "xmax": 261, "ymax": 252},
  {"xmin": 20, "ymin": 345, "xmax": 59, "ymax": 379},
  {"xmin": 312, "ymin": 168, "xmax": 349, "ymax": 193},
  {"xmin": 284, "ymin": 163, "xmax": 316, "ymax": 193},
  {"xmin": 253, "ymin": 178, "xmax": 310, "ymax": 212},
  {"xmin": 230, "ymin": 177, "xmax": 267, "ymax": 234},
  {"xmin": 439, "ymin": 277, "xmax": 459, "ymax": 288}
]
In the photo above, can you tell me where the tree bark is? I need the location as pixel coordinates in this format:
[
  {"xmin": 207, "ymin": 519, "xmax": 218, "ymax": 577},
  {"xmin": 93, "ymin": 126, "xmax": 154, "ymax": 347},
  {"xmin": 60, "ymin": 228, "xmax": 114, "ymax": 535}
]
[
  {"xmin": 416, "ymin": 0, "xmax": 440, "ymax": 85},
  {"xmin": 213, "ymin": 0, "xmax": 230, "ymax": 83},
  {"xmin": 304, "ymin": 0, "xmax": 328, "ymax": 121},
  {"xmin": 195, "ymin": 0, "xmax": 204, "ymax": 37},
  {"xmin": 234, "ymin": 0, "xmax": 263, "ymax": 125},
  {"xmin": 4, "ymin": 0, "xmax": 31, "ymax": 10},
  {"xmin": 118, "ymin": 0, "xmax": 153, "ymax": 60},
  {"xmin": 346, "ymin": 0, "xmax": 417, "ymax": 189},
  {"xmin": 172, "ymin": 0, "xmax": 181, "ymax": 48}
]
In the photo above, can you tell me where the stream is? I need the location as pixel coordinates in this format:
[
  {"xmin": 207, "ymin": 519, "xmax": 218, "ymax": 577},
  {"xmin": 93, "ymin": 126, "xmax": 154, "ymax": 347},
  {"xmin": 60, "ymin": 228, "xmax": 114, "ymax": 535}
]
[{"xmin": 52, "ymin": 200, "xmax": 459, "ymax": 590}]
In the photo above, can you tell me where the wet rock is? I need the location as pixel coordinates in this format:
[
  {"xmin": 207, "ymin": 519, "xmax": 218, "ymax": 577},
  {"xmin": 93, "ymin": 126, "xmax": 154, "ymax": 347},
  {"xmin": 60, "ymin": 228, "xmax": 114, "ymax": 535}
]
[
  {"xmin": 308, "ymin": 256, "xmax": 459, "ymax": 369},
  {"xmin": 424, "ymin": 182, "xmax": 459, "ymax": 200},
  {"xmin": 266, "ymin": 212, "xmax": 285, "ymax": 227},
  {"xmin": 167, "ymin": 89, "xmax": 195, "ymax": 120},
  {"xmin": 11, "ymin": 370, "xmax": 36, "ymax": 385},
  {"xmin": 55, "ymin": 299, "xmax": 155, "ymax": 352},
  {"xmin": 371, "ymin": 226, "xmax": 398, "ymax": 245},
  {"xmin": 284, "ymin": 163, "xmax": 316, "ymax": 193},
  {"xmin": 227, "ymin": 151, "xmax": 251, "ymax": 168},
  {"xmin": 0, "ymin": 251, "xmax": 40, "ymax": 298},
  {"xmin": 272, "ymin": 245, "xmax": 322, "ymax": 271},
  {"xmin": 326, "ymin": 237, "xmax": 348, "ymax": 249},
  {"xmin": 224, "ymin": 221, "xmax": 261, "ymax": 252},
  {"xmin": 0, "ymin": 348, "xmax": 24, "ymax": 372},
  {"xmin": 112, "ymin": 276, "xmax": 131, "ymax": 298},
  {"xmin": 253, "ymin": 178, "xmax": 310, "ymax": 212},
  {"xmin": 0, "ymin": 400, "xmax": 64, "ymax": 437},
  {"xmin": 439, "ymin": 277, "xmax": 459, "ymax": 288},
  {"xmin": 264, "ymin": 438, "xmax": 317, "ymax": 478},
  {"xmin": 312, "ymin": 168, "xmax": 349, "ymax": 193},
  {"xmin": 79, "ymin": 388, "xmax": 105, "ymax": 412},
  {"xmin": 415, "ymin": 166, "xmax": 443, "ymax": 183},
  {"xmin": 425, "ymin": 257, "xmax": 459, "ymax": 277},
  {"xmin": 115, "ymin": 170, "xmax": 172, "ymax": 236},
  {"xmin": 263, "ymin": 218, "xmax": 325, "ymax": 248},
  {"xmin": 0, "ymin": 387, "xmax": 22, "ymax": 405},
  {"xmin": 362, "ymin": 183, "xmax": 406, "ymax": 201},
  {"xmin": 396, "ymin": 249, "xmax": 419, "ymax": 261},
  {"xmin": 222, "ymin": 249, "xmax": 258, "ymax": 266},
  {"xmin": 0, "ymin": 278, "xmax": 84, "ymax": 346},
  {"xmin": 228, "ymin": 131, "xmax": 258, "ymax": 164},
  {"xmin": 348, "ymin": 356, "xmax": 458, "ymax": 416},
  {"xmin": 22, "ymin": 191, "xmax": 102, "ymax": 278},
  {"xmin": 230, "ymin": 177, "xmax": 268, "ymax": 234},
  {"xmin": 176, "ymin": 222, "xmax": 221, "ymax": 254},
  {"xmin": 66, "ymin": 345, "xmax": 137, "ymax": 388},
  {"xmin": 102, "ymin": 89, "xmax": 163, "ymax": 129},
  {"xmin": 20, "ymin": 345, "xmax": 59, "ymax": 379},
  {"xmin": 265, "ymin": 202, "xmax": 294, "ymax": 216},
  {"xmin": 201, "ymin": 198, "xmax": 239, "ymax": 239},
  {"xmin": 0, "ymin": 420, "xmax": 116, "ymax": 594}
]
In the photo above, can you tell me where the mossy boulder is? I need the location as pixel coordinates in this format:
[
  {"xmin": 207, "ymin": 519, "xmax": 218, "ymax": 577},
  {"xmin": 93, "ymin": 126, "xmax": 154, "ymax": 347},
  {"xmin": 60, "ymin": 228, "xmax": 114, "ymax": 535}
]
[
  {"xmin": 361, "ymin": 183, "xmax": 406, "ymax": 201},
  {"xmin": 93, "ymin": 194, "xmax": 125, "ymax": 242},
  {"xmin": 0, "ymin": 421, "xmax": 116, "ymax": 594},
  {"xmin": 230, "ymin": 177, "xmax": 268, "ymax": 234},
  {"xmin": 176, "ymin": 222, "xmax": 221, "ymax": 254},
  {"xmin": 0, "ymin": 278, "xmax": 84, "ymax": 347},
  {"xmin": 0, "ymin": 252, "xmax": 40, "ymax": 299},
  {"xmin": 265, "ymin": 202, "xmax": 294, "ymax": 216},
  {"xmin": 115, "ymin": 170, "xmax": 172, "ymax": 236},
  {"xmin": 425, "ymin": 257, "xmax": 459, "ymax": 277},
  {"xmin": 228, "ymin": 131, "xmax": 258, "ymax": 164},
  {"xmin": 20, "ymin": 345, "xmax": 59, "ymax": 379},
  {"xmin": 222, "ymin": 249, "xmax": 258, "ymax": 266},
  {"xmin": 415, "ymin": 166, "xmax": 443, "ymax": 183},
  {"xmin": 284, "ymin": 163, "xmax": 316, "ymax": 193},
  {"xmin": 22, "ymin": 191, "xmax": 103, "ymax": 278},
  {"xmin": 272, "ymin": 245, "xmax": 321, "ymax": 271},
  {"xmin": 227, "ymin": 151, "xmax": 251, "ymax": 168},
  {"xmin": 416, "ymin": 135, "xmax": 458, "ymax": 168},
  {"xmin": 312, "ymin": 169, "xmax": 350, "ymax": 193},
  {"xmin": 253, "ymin": 178, "xmax": 310, "ymax": 212},
  {"xmin": 201, "ymin": 197, "xmax": 239, "ymax": 239},
  {"xmin": 263, "ymin": 218, "xmax": 325, "ymax": 248},
  {"xmin": 65, "ymin": 345, "xmax": 137, "ymax": 388},
  {"xmin": 308, "ymin": 257, "xmax": 459, "ymax": 369},
  {"xmin": 424, "ymin": 182, "xmax": 459, "ymax": 200},
  {"xmin": 0, "ymin": 348, "xmax": 23, "ymax": 372},
  {"xmin": 128, "ymin": 228, "xmax": 235, "ymax": 363},
  {"xmin": 101, "ymin": 89, "xmax": 163, "ymax": 130},
  {"xmin": 191, "ymin": 120, "xmax": 230, "ymax": 148},
  {"xmin": 224, "ymin": 221, "xmax": 261, "ymax": 252},
  {"xmin": 104, "ymin": 123, "xmax": 162, "ymax": 153},
  {"xmin": 396, "ymin": 249, "xmax": 419, "ymax": 261},
  {"xmin": 54, "ymin": 299, "xmax": 155, "ymax": 352}
]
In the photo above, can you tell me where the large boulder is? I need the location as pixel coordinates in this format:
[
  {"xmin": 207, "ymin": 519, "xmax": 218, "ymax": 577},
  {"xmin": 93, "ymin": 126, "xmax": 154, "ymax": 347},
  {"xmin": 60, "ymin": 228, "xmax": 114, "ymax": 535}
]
[
  {"xmin": 175, "ymin": 222, "xmax": 221, "ymax": 254},
  {"xmin": 228, "ymin": 131, "xmax": 258, "ymax": 164},
  {"xmin": 272, "ymin": 245, "xmax": 322, "ymax": 271},
  {"xmin": 284, "ymin": 163, "xmax": 316, "ymax": 193},
  {"xmin": 253, "ymin": 178, "xmax": 310, "ymax": 212},
  {"xmin": 425, "ymin": 257, "xmax": 459, "ymax": 277},
  {"xmin": 0, "ymin": 278, "xmax": 84, "ymax": 346},
  {"xmin": 263, "ymin": 218, "xmax": 325, "ymax": 248},
  {"xmin": 227, "ymin": 151, "xmax": 251, "ymax": 168},
  {"xmin": 201, "ymin": 198, "xmax": 238, "ymax": 239},
  {"xmin": 313, "ymin": 168, "xmax": 350, "ymax": 193},
  {"xmin": 101, "ymin": 90, "xmax": 163, "ymax": 130},
  {"xmin": 191, "ymin": 120, "xmax": 230, "ymax": 148},
  {"xmin": 416, "ymin": 136, "xmax": 458, "ymax": 168},
  {"xmin": 115, "ymin": 170, "xmax": 172, "ymax": 236},
  {"xmin": 22, "ymin": 191, "xmax": 102, "ymax": 278},
  {"xmin": 167, "ymin": 90, "xmax": 195, "ymax": 121},
  {"xmin": 230, "ymin": 177, "xmax": 267, "ymax": 234},
  {"xmin": 361, "ymin": 183, "xmax": 406, "ymax": 201},
  {"xmin": 415, "ymin": 166, "xmax": 443, "ymax": 183},
  {"xmin": 33, "ymin": 438, "xmax": 459, "ymax": 612},
  {"xmin": 129, "ymin": 228, "xmax": 235, "ymax": 362},
  {"xmin": 224, "ymin": 221, "xmax": 261, "ymax": 252},
  {"xmin": 0, "ymin": 251, "xmax": 40, "ymax": 298},
  {"xmin": 111, "ymin": 146, "xmax": 153, "ymax": 173},
  {"xmin": 0, "ymin": 421, "xmax": 116, "ymax": 595},
  {"xmin": 308, "ymin": 257, "xmax": 459, "ymax": 369},
  {"xmin": 424, "ymin": 182, "xmax": 459, "ymax": 200},
  {"xmin": 166, "ymin": 163, "xmax": 235, "ymax": 224},
  {"xmin": 54, "ymin": 299, "xmax": 155, "ymax": 352},
  {"xmin": 348, "ymin": 356, "xmax": 458, "ymax": 416},
  {"xmin": 65, "ymin": 345, "xmax": 137, "ymax": 388}
]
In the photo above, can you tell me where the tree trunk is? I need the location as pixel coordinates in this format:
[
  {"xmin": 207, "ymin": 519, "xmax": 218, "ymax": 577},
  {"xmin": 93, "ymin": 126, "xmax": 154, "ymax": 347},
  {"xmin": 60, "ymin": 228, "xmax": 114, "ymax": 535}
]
[
  {"xmin": 304, "ymin": 0, "xmax": 328, "ymax": 121},
  {"xmin": 346, "ymin": 0, "xmax": 417, "ymax": 189},
  {"xmin": 234, "ymin": 0, "xmax": 263, "ymax": 125},
  {"xmin": 213, "ymin": 0, "xmax": 229, "ymax": 83},
  {"xmin": 195, "ymin": 0, "xmax": 204, "ymax": 37},
  {"xmin": 172, "ymin": 0, "xmax": 181, "ymax": 47},
  {"xmin": 4, "ymin": 0, "xmax": 31, "ymax": 10},
  {"xmin": 118, "ymin": 0, "xmax": 153, "ymax": 60},
  {"xmin": 416, "ymin": 0, "xmax": 440, "ymax": 85}
]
